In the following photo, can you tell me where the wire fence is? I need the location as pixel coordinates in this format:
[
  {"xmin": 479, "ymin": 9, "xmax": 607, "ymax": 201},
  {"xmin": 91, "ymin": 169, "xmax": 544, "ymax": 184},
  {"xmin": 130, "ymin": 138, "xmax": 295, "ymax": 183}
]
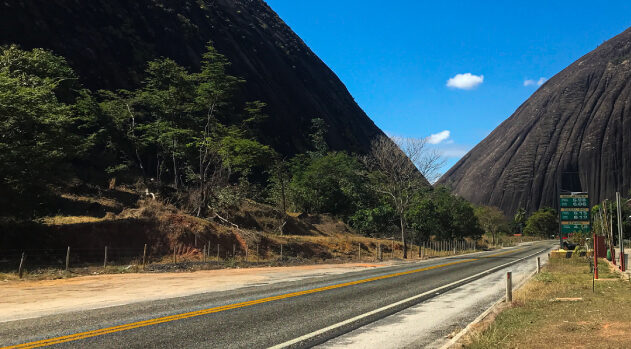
[
  {"xmin": 1, "ymin": 239, "xmax": 483, "ymax": 277},
  {"xmin": 0, "ymin": 246, "xmax": 146, "ymax": 271}
]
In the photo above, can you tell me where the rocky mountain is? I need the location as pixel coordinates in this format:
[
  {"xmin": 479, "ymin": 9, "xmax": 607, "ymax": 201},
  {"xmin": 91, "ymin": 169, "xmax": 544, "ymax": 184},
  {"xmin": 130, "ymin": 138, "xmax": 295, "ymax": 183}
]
[
  {"xmin": 0, "ymin": 0, "xmax": 383, "ymax": 156},
  {"xmin": 439, "ymin": 27, "xmax": 631, "ymax": 214}
]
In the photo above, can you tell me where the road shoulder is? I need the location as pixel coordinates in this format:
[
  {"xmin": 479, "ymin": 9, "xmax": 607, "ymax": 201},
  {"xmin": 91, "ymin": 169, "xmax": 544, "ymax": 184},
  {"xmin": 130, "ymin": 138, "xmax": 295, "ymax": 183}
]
[
  {"xmin": 462, "ymin": 257, "xmax": 631, "ymax": 348},
  {"xmin": 0, "ymin": 262, "xmax": 394, "ymax": 322}
]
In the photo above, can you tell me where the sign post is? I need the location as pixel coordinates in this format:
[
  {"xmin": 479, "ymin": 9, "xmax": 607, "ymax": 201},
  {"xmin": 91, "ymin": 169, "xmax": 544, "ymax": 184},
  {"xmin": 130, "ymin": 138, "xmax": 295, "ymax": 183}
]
[
  {"xmin": 559, "ymin": 193, "xmax": 590, "ymax": 248},
  {"xmin": 617, "ymin": 192, "xmax": 625, "ymax": 271}
]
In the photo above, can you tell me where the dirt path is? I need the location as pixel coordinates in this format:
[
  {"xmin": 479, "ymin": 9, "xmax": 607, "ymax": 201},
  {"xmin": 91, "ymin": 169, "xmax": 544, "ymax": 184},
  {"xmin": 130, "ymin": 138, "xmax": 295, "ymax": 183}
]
[{"xmin": 0, "ymin": 262, "xmax": 390, "ymax": 323}]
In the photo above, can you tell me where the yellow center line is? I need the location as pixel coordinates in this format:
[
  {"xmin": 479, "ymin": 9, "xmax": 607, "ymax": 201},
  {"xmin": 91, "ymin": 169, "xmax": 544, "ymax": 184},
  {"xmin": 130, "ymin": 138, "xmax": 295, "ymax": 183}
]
[
  {"xmin": 482, "ymin": 247, "xmax": 526, "ymax": 258},
  {"xmin": 3, "ymin": 247, "xmax": 526, "ymax": 348}
]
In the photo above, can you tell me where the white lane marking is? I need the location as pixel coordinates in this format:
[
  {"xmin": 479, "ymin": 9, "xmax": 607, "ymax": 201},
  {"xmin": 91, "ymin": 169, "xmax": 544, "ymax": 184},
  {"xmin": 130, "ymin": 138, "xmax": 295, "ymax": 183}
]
[{"xmin": 268, "ymin": 246, "xmax": 548, "ymax": 349}]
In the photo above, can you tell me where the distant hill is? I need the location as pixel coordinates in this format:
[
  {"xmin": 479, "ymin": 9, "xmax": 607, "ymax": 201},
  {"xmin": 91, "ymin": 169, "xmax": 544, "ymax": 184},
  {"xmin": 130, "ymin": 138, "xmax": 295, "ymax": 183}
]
[
  {"xmin": 0, "ymin": 0, "xmax": 384, "ymax": 156},
  {"xmin": 439, "ymin": 27, "xmax": 631, "ymax": 213}
]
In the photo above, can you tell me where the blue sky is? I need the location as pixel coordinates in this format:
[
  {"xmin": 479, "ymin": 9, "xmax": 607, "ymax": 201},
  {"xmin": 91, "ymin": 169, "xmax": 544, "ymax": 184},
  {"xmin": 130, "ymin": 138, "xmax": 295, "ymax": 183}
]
[{"xmin": 265, "ymin": 0, "xmax": 631, "ymax": 176}]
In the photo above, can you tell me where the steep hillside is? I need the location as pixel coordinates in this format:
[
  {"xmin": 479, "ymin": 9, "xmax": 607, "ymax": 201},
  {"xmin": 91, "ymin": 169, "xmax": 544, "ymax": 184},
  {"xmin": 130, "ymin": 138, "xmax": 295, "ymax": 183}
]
[
  {"xmin": 439, "ymin": 27, "xmax": 631, "ymax": 213},
  {"xmin": 0, "ymin": 0, "xmax": 383, "ymax": 155}
]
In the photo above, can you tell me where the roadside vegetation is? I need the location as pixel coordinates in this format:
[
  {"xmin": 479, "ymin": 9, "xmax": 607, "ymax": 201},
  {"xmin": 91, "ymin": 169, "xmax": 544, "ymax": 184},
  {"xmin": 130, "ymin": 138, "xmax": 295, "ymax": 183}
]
[
  {"xmin": 466, "ymin": 257, "xmax": 631, "ymax": 348},
  {"xmin": 1, "ymin": 44, "xmax": 549, "ymax": 276}
]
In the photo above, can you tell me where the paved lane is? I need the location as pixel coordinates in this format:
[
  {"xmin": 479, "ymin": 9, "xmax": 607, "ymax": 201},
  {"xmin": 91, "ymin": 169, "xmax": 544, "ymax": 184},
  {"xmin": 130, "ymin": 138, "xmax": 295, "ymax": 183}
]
[{"xmin": 1, "ymin": 241, "xmax": 554, "ymax": 349}]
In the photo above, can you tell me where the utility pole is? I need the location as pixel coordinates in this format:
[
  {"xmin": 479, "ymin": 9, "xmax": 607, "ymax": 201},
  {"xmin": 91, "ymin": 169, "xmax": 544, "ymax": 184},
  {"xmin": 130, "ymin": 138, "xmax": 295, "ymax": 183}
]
[
  {"xmin": 617, "ymin": 192, "xmax": 625, "ymax": 271},
  {"xmin": 603, "ymin": 200, "xmax": 615, "ymax": 265}
]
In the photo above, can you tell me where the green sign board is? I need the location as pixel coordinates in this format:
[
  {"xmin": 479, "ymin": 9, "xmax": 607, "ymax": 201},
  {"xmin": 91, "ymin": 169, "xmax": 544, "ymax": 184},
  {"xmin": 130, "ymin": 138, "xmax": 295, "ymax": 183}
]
[
  {"xmin": 560, "ymin": 208, "xmax": 590, "ymax": 221},
  {"xmin": 560, "ymin": 222, "xmax": 591, "ymax": 234},
  {"xmin": 559, "ymin": 193, "xmax": 591, "ymax": 236},
  {"xmin": 559, "ymin": 194, "xmax": 589, "ymax": 208}
]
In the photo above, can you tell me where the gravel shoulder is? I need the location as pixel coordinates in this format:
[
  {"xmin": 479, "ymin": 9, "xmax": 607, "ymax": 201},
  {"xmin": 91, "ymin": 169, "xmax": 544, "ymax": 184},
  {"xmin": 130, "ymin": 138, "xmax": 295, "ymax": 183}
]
[{"xmin": 0, "ymin": 261, "xmax": 392, "ymax": 322}]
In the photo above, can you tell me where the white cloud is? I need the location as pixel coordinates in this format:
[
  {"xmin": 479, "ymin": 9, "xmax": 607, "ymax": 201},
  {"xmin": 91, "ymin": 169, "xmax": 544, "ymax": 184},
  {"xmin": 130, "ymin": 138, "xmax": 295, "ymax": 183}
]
[
  {"xmin": 524, "ymin": 77, "xmax": 547, "ymax": 87},
  {"xmin": 426, "ymin": 130, "xmax": 451, "ymax": 144},
  {"xmin": 446, "ymin": 73, "xmax": 484, "ymax": 90},
  {"xmin": 523, "ymin": 79, "xmax": 535, "ymax": 86}
]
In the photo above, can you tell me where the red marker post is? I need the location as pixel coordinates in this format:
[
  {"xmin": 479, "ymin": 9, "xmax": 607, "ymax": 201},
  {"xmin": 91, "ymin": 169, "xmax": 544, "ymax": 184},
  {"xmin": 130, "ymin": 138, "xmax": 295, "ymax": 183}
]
[{"xmin": 593, "ymin": 233, "xmax": 598, "ymax": 279}]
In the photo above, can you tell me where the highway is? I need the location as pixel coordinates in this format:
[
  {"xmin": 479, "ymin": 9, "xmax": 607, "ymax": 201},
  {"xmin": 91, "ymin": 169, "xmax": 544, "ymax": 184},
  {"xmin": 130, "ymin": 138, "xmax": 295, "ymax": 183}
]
[{"xmin": 1, "ymin": 241, "xmax": 554, "ymax": 349}]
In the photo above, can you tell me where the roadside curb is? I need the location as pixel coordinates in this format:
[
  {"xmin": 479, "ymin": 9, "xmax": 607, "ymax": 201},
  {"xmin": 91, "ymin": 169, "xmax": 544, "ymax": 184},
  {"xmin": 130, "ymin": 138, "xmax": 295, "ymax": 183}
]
[{"xmin": 439, "ymin": 248, "xmax": 553, "ymax": 349}]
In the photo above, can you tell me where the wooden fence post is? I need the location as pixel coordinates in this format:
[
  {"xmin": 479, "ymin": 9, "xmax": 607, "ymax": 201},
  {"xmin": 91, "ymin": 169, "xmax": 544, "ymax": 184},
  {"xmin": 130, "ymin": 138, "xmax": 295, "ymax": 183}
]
[
  {"xmin": 104, "ymin": 246, "xmax": 108, "ymax": 268},
  {"xmin": 18, "ymin": 252, "xmax": 26, "ymax": 278},
  {"xmin": 142, "ymin": 243, "xmax": 147, "ymax": 269},
  {"xmin": 65, "ymin": 246, "xmax": 70, "ymax": 271},
  {"xmin": 506, "ymin": 271, "xmax": 513, "ymax": 302}
]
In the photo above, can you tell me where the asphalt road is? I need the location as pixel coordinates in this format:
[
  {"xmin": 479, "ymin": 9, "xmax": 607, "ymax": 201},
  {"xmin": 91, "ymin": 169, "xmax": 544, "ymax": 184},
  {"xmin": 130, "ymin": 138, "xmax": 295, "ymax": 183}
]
[{"xmin": 1, "ymin": 241, "xmax": 554, "ymax": 349}]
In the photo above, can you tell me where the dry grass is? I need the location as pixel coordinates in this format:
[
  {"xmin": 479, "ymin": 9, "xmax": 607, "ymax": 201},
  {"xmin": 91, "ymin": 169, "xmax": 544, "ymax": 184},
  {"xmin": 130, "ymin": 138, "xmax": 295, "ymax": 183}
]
[
  {"xmin": 59, "ymin": 193, "xmax": 121, "ymax": 209},
  {"xmin": 479, "ymin": 234, "xmax": 542, "ymax": 249},
  {"xmin": 8, "ymin": 198, "xmax": 487, "ymax": 281},
  {"xmin": 3, "ymin": 235, "xmax": 482, "ymax": 281},
  {"xmin": 263, "ymin": 233, "xmax": 478, "ymax": 261},
  {"xmin": 0, "ymin": 264, "xmax": 144, "ymax": 282},
  {"xmin": 37, "ymin": 215, "xmax": 107, "ymax": 225},
  {"xmin": 466, "ymin": 258, "xmax": 631, "ymax": 349}
]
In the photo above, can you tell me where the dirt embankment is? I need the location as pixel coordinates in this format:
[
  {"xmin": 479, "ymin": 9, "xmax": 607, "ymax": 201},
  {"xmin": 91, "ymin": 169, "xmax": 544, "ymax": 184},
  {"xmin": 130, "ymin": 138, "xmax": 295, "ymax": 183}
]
[
  {"xmin": 1, "ymin": 187, "xmax": 408, "ymax": 273},
  {"xmin": 2, "ymin": 200, "xmax": 247, "ymax": 262}
]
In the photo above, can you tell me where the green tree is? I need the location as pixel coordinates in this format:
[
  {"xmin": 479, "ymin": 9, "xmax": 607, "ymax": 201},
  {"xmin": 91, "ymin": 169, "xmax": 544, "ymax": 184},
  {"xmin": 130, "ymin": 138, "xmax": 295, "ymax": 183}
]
[
  {"xmin": 514, "ymin": 208, "xmax": 527, "ymax": 227},
  {"xmin": 406, "ymin": 187, "xmax": 483, "ymax": 244},
  {"xmin": 524, "ymin": 207, "xmax": 558, "ymax": 237},
  {"xmin": 349, "ymin": 203, "xmax": 398, "ymax": 237},
  {"xmin": 190, "ymin": 43, "xmax": 272, "ymax": 215},
  {"xmin": 100, "ymin": 42, "xmax": 274, "ymax": 216},
  {"xmin": 308, "ymin": 118, "xmax": 328, "ymax": 157},
  {"xmin": 289, "ymin": 152, "xmax": 367, "ymax": 217},
  {"xmin": 431, "ymin": 186, "xmax": 483, "ymax": 240},
  {"xmin": 406, "ymin": 191, "xmax": 441, "ymax": 243},
  {"xmin": 218, "ymin": 133, "xmax": 274, "ymax": 176},
  {"xmin": 449, "ymin": 196, "xmax": 484, "ymax": 239},
  {"xmin": 100, "ymin": 58, "xmax": 197, "ymax": 185},
  {"xmin": 0, "ymin": 45, "xmax": 98, "ymax": 214},
  {"xmin": 474, "ymin": 205, "xmax": 507, "ymax": 245}
]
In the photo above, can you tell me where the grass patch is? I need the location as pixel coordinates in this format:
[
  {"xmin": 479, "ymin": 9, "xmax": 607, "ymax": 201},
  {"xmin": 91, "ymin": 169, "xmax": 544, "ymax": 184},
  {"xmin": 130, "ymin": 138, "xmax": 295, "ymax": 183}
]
[
  {"xmin": 37, "ymin": 215, "xmax": 106, "ymax": 225},
  {"xmin": 467, "ymin": 258, "xmax": 631, "ymax": 348}
]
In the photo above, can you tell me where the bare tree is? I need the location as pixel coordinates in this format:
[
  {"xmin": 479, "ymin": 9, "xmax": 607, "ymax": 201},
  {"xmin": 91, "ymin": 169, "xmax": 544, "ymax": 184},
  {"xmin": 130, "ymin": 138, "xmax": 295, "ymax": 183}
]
[
  {"xmin": 364, "ymin": 135, "xmax": 431, "ymax": 258},
  {"xmin": 391, "ymin": 136, "xmax": 446, "ymax": 183}
]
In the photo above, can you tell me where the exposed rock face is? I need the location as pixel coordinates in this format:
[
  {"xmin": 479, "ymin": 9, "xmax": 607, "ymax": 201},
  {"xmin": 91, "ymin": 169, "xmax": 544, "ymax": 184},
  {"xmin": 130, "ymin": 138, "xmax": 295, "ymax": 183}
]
[
  {"xmin": 0, "ymin": 0, "xmax": 384, "ymax": 155},
  {"xmin": 439, "ymin": 27, "xmax": 631, "ymax": 214}
]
